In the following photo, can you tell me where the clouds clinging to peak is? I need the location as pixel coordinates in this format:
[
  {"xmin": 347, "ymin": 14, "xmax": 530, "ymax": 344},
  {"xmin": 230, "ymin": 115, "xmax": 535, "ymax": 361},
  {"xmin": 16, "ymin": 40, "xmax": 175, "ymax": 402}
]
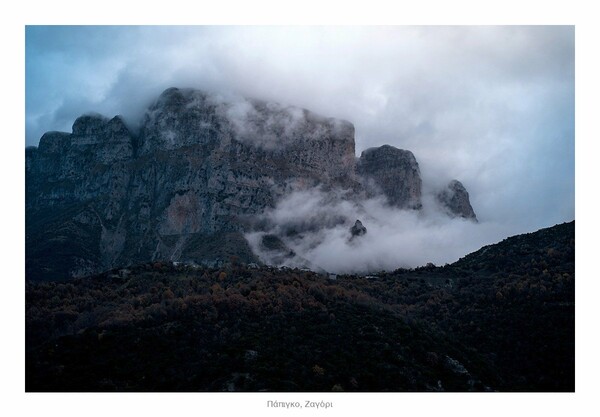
[
  {"xmin": 245, "ymin": 186, "xmax": 524, "ymax": 273},
  {"xmin": 25, "ymin": 25, "xmax": 574, "ymax": 237}
]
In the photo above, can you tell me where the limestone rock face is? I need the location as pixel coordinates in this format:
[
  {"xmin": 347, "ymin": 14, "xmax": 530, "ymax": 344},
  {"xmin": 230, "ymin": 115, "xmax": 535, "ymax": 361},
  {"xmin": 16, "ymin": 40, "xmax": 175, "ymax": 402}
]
[
  {"xmin": 357, "ymin": 145, "xmax": 422, "ymax": 209},
  {"xmin": 26, "ymin": 88, "xmax": 358, "ymax": 280},
  {"xmin": 26, "ymin": 87, "xmax": 477, "ymax": 280},
  {"xmin": 27, "ymin": 115, "xmax": 135, "ymax": 212},
  {"xmin": 436, "ymin": 180, "xmax": 477, "ymax": 221},
  {"xmin": 138, "ymin": 88, "xmax": 357, "ymax": 188}
]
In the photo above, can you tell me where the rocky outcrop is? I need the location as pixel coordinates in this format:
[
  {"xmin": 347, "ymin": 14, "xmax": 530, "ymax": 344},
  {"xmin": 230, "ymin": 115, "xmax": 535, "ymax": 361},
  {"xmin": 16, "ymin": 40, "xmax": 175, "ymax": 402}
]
[
  {"xmin": 357, "ymin": 145, "xmax": 422, "ymax": 209},
  {"xmin": 26, "ymin": 88, "xmax": 358, "ymax": 280},
  {"xmin": 436, "ymin": 180, "xmax": 477, "ymax": 221},
  {"xmin": 138, "ymin": 88, "xmax": 357, "ymax": 187},
  {"xmin": 349, "ymin": 219, "xmax": 367, "ymax": 241},
  {"xmin": 27, "ymin": 115, "xmax": 135, "ymax": 212},
  {"xmin": 26, "ymin": 87, "xmax": 477, "ymax": 280}
]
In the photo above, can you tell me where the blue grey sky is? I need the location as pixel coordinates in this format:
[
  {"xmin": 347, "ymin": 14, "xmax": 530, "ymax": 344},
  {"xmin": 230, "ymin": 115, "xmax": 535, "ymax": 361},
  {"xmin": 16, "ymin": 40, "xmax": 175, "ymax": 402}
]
[{"xmin": 25, "ymin": 26, "xmax": 574, "ymax": 235}]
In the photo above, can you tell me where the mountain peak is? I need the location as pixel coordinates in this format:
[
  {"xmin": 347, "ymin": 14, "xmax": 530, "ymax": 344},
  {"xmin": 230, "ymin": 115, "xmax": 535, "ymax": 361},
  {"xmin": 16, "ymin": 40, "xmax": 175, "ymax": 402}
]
[
  {"xmin": 72, "ymin": 113, "xmax": 108, "ymax": 136},
  {"xmin": 26, "ymin": 88, "xmax": 477, "ymax": 279},
  {"xmin": 437, "ymin": 179, "xmax": 477, "ymax": 221},
  {"xmin": 357, "ymin": 145, "xmax": 422, "ymax": 209}
]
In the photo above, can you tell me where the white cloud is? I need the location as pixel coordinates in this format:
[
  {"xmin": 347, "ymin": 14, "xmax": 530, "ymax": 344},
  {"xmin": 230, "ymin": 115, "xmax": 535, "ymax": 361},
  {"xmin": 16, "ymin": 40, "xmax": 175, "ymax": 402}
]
[
  {"xmin": 25, "ymin": 25, "xmax": 574, "ymax": 236},
  {"xmin": 246, "ymin": 187, "xmax": 521, "ymax": 274}
]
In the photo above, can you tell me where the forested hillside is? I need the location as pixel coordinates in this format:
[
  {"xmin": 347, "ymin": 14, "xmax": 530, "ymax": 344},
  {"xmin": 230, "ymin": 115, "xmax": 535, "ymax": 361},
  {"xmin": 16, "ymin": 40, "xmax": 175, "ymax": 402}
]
[{"xmin": 26, "ymin": 221, "xmax": 574, "ymax": 391}]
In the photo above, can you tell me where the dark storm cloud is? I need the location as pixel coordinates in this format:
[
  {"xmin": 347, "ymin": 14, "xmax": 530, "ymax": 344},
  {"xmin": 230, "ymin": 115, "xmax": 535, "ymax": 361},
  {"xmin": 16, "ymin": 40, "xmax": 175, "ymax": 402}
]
[{"xmin": 25, "ymin": 26, "xmax": 574, "ymax": 261}]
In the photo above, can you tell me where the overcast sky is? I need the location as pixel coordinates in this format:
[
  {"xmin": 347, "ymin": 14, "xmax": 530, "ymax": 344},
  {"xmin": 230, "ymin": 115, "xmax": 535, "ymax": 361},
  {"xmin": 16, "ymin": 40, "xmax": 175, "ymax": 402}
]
[{"xmin": 25, "ymin": 26, "xmax": 574, "ymax": 234}]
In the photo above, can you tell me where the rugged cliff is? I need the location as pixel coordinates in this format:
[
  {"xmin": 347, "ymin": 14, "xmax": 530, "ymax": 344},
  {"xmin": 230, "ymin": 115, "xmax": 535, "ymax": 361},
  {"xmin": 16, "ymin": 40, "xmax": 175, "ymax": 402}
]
[
  {"xmin": 357, "ymin": 145, "xmax": 422, "ymax": 210},
  {"xmin": 437, "ymin": 180, "xmax": 477, "ymax": 221},
  {"xmin": 26, "ymin": 88, "xmax": 359, "ymax": 280},
  {"xmin": 26, "ymin": 87, "xmax": 476, "ymax": 280}
]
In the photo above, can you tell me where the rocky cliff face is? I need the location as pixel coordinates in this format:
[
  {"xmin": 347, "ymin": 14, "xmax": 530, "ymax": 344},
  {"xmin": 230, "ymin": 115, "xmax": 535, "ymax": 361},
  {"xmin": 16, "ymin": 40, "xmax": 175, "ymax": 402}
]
[
  {"xmin": 26, "ymin": 87, "xmax": 476, "ymax": 280},
  {"xmin": 437, "ymin": 180, "xmax": 477, "ymax": 221},
  {"xmin": 26, "ymin": 88, "xmax": 359, "ymax": 280},
  {"xmin": 357, "ymin": 145, "xmax": 422, "ymax": 210}
]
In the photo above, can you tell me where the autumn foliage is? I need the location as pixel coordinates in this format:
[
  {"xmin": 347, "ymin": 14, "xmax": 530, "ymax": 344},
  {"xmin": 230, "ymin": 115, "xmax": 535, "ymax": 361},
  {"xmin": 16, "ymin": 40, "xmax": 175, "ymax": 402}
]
[{"xmin": 26, "ymin": 222, "xmax": 574, "ymax": 392}]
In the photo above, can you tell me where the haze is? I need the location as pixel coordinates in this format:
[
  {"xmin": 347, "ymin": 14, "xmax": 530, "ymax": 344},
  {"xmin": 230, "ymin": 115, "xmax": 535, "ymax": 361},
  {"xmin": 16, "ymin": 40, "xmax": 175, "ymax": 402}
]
[{"xmin": 25, "ymin": 26, "xmax": 574, "ymax": 267}]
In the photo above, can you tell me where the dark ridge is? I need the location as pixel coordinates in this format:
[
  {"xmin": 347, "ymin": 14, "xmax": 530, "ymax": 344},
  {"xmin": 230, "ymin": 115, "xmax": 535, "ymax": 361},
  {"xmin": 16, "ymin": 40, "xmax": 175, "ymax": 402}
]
[{"xmin": 26, "ymin": 221, "xmax": 574, "ymax": 391}]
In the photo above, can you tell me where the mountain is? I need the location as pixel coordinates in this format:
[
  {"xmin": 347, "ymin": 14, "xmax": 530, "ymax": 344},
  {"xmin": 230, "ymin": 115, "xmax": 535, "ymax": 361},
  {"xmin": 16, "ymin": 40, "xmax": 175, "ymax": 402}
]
[
  {"xmin": 357, "ymin": 145, "xmax": 422, "ymax": 209},
  {"xmin": 437, "ymin": 179, "xmax": 477, "ymax": 221},
  {"xmin": 26, "ymin": 87, "xmax": 476, "ymax": 281},
  {"xmin": 26, "ymin": 221, "xmax": 574, "ymax": 391}
]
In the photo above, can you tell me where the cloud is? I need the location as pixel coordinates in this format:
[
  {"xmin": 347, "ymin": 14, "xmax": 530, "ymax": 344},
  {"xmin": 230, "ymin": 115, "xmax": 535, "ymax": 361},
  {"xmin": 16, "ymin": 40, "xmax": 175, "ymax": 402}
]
[
  {"xmin": 246, "ymin": 186, "xmax": 521, "ymax": 274},
  {"xmin": 25, "ymin": 25, "xmax": 574, "ymax": 238}
]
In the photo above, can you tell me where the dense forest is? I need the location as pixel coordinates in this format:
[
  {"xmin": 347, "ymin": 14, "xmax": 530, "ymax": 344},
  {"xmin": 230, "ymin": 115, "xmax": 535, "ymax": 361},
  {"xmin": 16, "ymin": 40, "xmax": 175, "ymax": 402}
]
[{"xmin": 26, "ymin": 221, "xmax": 574, "ymax": 391}]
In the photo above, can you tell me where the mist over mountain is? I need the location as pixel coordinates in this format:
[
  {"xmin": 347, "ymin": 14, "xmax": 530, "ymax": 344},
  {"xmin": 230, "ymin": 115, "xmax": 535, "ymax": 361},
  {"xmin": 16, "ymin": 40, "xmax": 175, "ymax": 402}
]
[
  {"xmin": 26, "ymin": 87, "xmax": 489, "ymax": 280},
  {"xmin": 23, "ymin": 24, "xmax": 576, "ymax": 397},
  {"xmin": 26, "ymin": 27, "xmax": 575, "ymax": 237}
]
